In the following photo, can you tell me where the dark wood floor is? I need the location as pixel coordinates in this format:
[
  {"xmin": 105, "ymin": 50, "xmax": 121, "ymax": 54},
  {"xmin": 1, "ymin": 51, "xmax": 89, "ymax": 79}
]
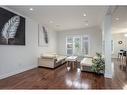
[{"xmin": 0, "ymin": 59, "xmax": 127, "ymax": 89}]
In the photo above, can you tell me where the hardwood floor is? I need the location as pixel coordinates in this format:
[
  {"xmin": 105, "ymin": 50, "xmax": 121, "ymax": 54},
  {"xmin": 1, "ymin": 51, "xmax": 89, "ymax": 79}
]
[{"xmin": 0, "ymin": 59, "xmax": 127, "ymax": 89}]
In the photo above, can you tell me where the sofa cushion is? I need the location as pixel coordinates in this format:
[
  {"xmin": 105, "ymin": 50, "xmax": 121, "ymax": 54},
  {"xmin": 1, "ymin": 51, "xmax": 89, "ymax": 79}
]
[
  {"xmin": 81, "ymin": 58, "xmax": 93, "ymax": 66},
  {"xmin": 41, "ymin": 54, "xmax": 56, "ymax": 59},
  {"xmin": 56, "ymin": 56, "xmax": 66, "ymax": 63}
]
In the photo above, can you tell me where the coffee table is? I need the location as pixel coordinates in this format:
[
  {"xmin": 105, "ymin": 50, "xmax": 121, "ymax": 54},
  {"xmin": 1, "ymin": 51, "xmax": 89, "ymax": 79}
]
[{"xmin": 66, "ymin": 56, "xmax": 78, "ymax": 69}]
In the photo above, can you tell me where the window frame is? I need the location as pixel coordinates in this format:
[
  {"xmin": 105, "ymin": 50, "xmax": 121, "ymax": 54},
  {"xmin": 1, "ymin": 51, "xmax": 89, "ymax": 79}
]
[{"xmin": 66, "ymin": 35, "xmax": 90, "ymax": 56}]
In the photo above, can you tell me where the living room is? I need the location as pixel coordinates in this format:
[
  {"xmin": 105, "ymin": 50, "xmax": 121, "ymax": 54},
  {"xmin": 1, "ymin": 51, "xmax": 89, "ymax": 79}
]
[{"xmin": 0, "ymin": 5, "xmax": 126, "ymax": 90}]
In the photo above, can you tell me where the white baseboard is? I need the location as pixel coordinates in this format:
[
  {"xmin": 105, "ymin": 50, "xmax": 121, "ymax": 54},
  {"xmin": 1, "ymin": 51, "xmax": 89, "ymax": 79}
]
[
  {"xmin": 104, "ymin": 73, "xmax": 112, "ymax": 78},
  {"xmin": 0, "ymin": 64, "xmax": 37, "ymax": 79}
]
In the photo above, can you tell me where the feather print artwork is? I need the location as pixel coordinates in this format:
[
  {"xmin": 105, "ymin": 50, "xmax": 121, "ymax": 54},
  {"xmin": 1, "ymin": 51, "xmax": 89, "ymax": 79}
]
[
  {"xmin": 42, "ymin": 26, "xmax": 48, "ymax": 44},
  {"xmin": 1, "ymin": 15, "xmax": 20, "ymax": 44}
]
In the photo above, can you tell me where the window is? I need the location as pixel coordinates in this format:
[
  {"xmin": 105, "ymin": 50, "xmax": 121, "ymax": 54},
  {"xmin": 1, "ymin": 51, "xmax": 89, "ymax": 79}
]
[
  {"xmin": 66, "ymin": 35, "xmax": 89, "ymax": 56},
  {"xmin": 73, "ymin": 36, "xmax": 81, "ymax": 55},
  {"xmin": 82, "ymin": 36, "xmax": 89, "ymax": 55},
  {"xmin": 66, "ymin": 37, "xmax": 73, "ymax": 55}
]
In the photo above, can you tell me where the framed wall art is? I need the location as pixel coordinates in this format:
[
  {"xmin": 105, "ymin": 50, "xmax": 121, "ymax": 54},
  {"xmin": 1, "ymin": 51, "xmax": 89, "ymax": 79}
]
[
  {"xmin": 0, "ymin": 7, "xmax": 25, "ymax": 45},
  {"xmin": 38, "ymin": 24, "xmax": 48, "ymax": 47}
]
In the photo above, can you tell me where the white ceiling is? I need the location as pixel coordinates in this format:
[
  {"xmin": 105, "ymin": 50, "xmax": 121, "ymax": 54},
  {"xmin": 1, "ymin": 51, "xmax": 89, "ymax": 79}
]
[
  {"xmin": 112, "ymin": 6, "xmax": 127, "ymax": 34},
  {"xmin": 7, "ymin": 6, "xmax": 107, "ymax": 31}
]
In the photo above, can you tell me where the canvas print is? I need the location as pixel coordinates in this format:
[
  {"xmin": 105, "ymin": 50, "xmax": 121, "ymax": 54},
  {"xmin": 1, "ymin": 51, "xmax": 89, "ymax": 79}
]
[
  {"xmin": 38, "ymin": 24, "xmax": 48, "ymax": 47},
  {"xmin": 0, "ymin": 7, "xmax": 25, "ymax": 45}
]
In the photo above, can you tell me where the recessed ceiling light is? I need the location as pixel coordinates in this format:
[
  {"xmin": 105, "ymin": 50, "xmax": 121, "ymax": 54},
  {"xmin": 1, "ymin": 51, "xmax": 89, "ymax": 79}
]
[
  {"xmin": 115, "ymin": 17, "xmax": 119, "ymax": 21},
  {"xmin": 49, "ymin": 21, "xmax": 53, "ymax": 23},
  {"xmin": 85, "ymin": 23, "xmax": 88, "ymax": 26},
  {"xmin": 83, "ymin": 13, "xmax": 87, "ymax": 17},
  {"xmin": 124, "ymin": 34, "xmax": 127, "ymax": 37},
  {"xmin": 29, "ymin": 8, "xmax": 33, "ymax": 11}
]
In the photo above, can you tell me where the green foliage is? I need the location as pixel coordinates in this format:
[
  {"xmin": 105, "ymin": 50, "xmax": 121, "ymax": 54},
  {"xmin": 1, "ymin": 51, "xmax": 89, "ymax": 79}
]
[
  {"xmin": 91, "ymin": 53, "xmax": 105, "ymax": 74},
  {"xmin": 75, "ymin": 42, "xmax": 80, "ymax": 48}
]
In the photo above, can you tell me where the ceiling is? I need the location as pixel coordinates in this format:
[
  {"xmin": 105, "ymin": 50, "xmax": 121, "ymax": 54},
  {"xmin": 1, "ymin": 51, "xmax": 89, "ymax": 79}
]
[
  {"xmin": 7, "ymin": 6, "xmax": 107, "ymax": 31},
  {"xmin": 112, "ymin": 6, "xmax": 127, "ymax": 34}
]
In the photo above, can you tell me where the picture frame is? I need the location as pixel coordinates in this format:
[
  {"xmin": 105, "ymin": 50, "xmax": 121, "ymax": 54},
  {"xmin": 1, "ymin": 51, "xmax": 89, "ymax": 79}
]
[
  {"xmin": 0, "ymin": 7, "xmax": 25, "ymax": 45},
  {"xmin": 38, "ymin": 24, "xmax": 49, "ymax": 47}
]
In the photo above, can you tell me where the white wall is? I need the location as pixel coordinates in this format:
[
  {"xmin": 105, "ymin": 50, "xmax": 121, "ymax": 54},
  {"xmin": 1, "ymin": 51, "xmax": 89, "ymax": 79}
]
[
  {"xmin": 57, "ymin": 26, "xmax": 102, "ymax": 57},
  {"xmin": 0, "ymin": 7, "xmax": 57, "ymax": 79},
  {"xmin": 37, "ymin": 27, "xmax": 57, "ymax": 55},
  {"xmin": 112, "ymin": 33, "xmax": 127, "ymax": 58}
]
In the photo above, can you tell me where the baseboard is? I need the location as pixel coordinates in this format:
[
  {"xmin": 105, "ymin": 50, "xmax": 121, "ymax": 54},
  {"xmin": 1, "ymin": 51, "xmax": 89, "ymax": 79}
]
[
  {"xmin": 104, "ymin": 73, "xmax": 112, "ymax": 78},
  {"xmin": 0, "ymin": 64, "xmax": 37, "ymax": 80}
]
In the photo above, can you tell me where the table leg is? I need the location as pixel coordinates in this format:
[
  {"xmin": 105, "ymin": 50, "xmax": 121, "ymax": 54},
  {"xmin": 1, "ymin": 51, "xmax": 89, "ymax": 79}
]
[
  {"xmin": 76, "ymin": 60, "xmax": 78, "ymax": 68},
  {"xmin": 72, "ymin": 61, "xmax": 75, "ymax": 69},
  {"xmin": 66, "ymin": 61, "xmax": 68, "ymax": 67}
]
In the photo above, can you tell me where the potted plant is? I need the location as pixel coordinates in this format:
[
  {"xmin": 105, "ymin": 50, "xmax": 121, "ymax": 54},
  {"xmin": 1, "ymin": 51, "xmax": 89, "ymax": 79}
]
[{"xmin": 91, "ymin": 53, "xmax": 105, "ymax": 74}]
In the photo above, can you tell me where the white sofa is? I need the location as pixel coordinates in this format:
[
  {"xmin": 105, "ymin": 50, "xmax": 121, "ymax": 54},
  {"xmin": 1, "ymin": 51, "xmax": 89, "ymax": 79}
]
[
  {"xmin": 80, "ymin": 55, "xmax": 104, "ymax": 73},
  {"xmin": 38, "ymin": 52, "xmax": 67, "ymax": 68},
  {"xmin": 80, "ymin": 57, "xmax": 94, "ymax": 72}
]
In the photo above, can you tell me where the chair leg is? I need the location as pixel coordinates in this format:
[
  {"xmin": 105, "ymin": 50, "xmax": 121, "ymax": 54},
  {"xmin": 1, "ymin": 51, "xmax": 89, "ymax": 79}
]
[
  {"xmin": 120, "ymin": 55, "xmax": 122, "ymax": 64},
  {"xmin": 121, "ymin": 55, "xmax": 123, "ymax": 63},
  {"xmin": 122, "ymin": 55, "xmax": 124, "ymax": 64},
  {"xmin": 123, "ymin": 56, "xmax": 125, "ymax": 65},
  {"xmin": 119, "ymin": 55, "xmax": 121, "ymax": 63}
]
